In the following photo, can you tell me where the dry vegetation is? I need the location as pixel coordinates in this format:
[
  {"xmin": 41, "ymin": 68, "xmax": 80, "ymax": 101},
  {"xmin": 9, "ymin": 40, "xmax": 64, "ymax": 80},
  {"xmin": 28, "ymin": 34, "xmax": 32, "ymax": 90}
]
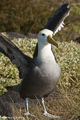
[
  {"xmin": 0, "ymin": 37, "xmax": 80, "ymax": 120},
  {"xmin": 0, "ymin": 0, "xmax": 80, "ymax": 120}
]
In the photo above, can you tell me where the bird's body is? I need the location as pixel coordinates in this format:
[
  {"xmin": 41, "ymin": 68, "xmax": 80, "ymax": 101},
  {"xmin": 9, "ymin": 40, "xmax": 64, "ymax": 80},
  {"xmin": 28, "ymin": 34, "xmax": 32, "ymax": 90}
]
[
  {"xmin": 19, "ymin": 29, "xmax": 61, "ymax": 99},
  {"xmin": 20, "ymin": 47, "xmax": 61, "ymax": 99},
  {"xmin": 0, "ymin": 29, "xmax": 61, "ymax": 118},
  {"xmin": 0, "ymin": 3, "xmax": 69, "ymax": 118}
]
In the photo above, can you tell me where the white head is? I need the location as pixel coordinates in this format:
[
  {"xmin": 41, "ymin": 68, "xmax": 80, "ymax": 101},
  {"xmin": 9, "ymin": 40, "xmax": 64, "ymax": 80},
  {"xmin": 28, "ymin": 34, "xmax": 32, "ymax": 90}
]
[{"xmin": 37, "ymin": 29, "xmax": 58, "ymax": 47}]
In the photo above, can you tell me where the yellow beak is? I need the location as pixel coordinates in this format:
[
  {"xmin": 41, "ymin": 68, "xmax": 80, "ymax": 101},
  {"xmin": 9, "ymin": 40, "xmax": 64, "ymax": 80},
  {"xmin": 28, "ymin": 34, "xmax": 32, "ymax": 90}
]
[{"xmin": 47, "ymin": 35, "xmax": 58, "ymax": 47}]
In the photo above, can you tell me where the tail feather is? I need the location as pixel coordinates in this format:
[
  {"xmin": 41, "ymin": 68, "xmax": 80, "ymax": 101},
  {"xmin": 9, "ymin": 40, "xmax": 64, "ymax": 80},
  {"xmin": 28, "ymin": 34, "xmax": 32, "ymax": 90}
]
[
  {"xmin": 6, "ymin": 86, "xmax": 15, "ymax": 91},
  {"xmin": 6, "ymin": 82, "xmax": 21, "ymax": 92}
]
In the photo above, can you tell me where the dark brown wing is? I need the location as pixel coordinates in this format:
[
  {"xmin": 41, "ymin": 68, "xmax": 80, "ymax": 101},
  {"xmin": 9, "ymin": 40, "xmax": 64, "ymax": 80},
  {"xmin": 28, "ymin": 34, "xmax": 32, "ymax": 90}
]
[
  {"xmin": 44, "ymin": 3, "xmax": 69, "ymax": 34},
  {"xmin": 0, "ymin": 33, "xmax": 34, "ymax": 79}
]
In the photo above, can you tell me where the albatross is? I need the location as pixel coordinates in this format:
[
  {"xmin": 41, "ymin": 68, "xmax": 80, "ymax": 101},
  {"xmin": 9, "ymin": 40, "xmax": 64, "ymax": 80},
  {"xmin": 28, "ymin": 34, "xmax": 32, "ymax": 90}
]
[{"xmin": 0, "ymin": 3, "xmax": 70, "ymax": 119}]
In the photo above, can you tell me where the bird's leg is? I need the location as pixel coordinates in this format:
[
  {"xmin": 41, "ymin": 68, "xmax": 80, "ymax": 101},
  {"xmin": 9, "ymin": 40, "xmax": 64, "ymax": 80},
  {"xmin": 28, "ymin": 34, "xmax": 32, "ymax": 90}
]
[
  {"xmin": 41, "ymin": 98, "xmax": 60, "ymax": 119},
  {"xmin": 24, "ymin": 98, "xmax": 35, "ymax": 117},
  {"xmin": 24, "ymin": 98, "xmax": 30, "ymax": 116}
]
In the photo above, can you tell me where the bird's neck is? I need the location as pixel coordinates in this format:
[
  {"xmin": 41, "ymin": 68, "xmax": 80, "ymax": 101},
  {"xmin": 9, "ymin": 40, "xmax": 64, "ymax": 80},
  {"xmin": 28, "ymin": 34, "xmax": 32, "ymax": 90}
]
[{"xmin": 37, "ymin": 41, "xmax": 56, "ymax": 63}]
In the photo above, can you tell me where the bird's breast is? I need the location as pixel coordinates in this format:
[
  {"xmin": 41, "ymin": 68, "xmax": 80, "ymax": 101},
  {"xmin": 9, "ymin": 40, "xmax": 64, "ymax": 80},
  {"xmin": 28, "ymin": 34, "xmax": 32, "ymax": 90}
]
[
  {"xmin": 32, "ymin": 62, "xmax": 61, "ymax": 92},
  {"xmin": 20, "ymin": 59, "xmax": 61, "ymax": 99}
]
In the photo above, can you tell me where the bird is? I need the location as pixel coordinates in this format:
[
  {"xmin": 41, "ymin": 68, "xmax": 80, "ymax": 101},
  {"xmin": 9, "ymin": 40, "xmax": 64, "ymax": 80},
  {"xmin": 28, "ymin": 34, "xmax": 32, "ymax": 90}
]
[
  {"xmin": 0, "ymin": 29, "xmax": 61, "ymax": 118},
  {"xmin": 0, "ymin": 3, "xmax": 70, "ymax": 119}
]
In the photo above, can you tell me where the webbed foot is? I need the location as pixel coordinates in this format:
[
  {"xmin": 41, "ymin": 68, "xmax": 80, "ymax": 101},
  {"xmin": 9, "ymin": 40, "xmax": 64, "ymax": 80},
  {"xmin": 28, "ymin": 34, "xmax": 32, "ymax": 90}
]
[
  {"xmin": 24, "ymin": 112, "xmax": 35, "ymax": 117},
  {"xmin": 43, "ymin": 111, "xmax": 60, "ymax": 119}
]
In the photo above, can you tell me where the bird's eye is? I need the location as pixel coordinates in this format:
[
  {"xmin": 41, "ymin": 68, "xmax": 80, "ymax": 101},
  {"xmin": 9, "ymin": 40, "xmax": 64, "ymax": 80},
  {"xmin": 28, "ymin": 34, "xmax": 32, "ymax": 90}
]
[{"xmin": 42, "ymin": 34, "xmax": 45, "ymax": 36}]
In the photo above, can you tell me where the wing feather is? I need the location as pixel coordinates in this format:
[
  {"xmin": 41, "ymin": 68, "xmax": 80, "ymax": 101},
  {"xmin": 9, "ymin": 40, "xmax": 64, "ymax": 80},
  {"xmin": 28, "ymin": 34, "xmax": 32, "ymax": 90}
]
[{"xmin": 0, "ymin": 33, "xmax": 34, "ymax": 79}]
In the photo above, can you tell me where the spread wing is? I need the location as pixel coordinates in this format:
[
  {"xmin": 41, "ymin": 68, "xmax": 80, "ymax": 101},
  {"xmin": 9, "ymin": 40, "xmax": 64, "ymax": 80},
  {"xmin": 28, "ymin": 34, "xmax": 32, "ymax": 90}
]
[
  {"xmin": 0, "ymin": 33, "xmax": 34, "ymax": 79},
  {"xmin": 44, "ymin": 3, "xmax": 69, "ymax": 35}
]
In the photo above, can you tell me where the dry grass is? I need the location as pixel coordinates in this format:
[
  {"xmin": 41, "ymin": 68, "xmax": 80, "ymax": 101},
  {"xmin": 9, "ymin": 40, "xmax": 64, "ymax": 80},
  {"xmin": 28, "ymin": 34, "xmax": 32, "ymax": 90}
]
[
  {"xmin": 0, "ymin": 38, "xmax": 80, "ymax": 120},
  {"xmin": 8, "ymin": 86, "xmax": 80, "ymax": 120}
]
